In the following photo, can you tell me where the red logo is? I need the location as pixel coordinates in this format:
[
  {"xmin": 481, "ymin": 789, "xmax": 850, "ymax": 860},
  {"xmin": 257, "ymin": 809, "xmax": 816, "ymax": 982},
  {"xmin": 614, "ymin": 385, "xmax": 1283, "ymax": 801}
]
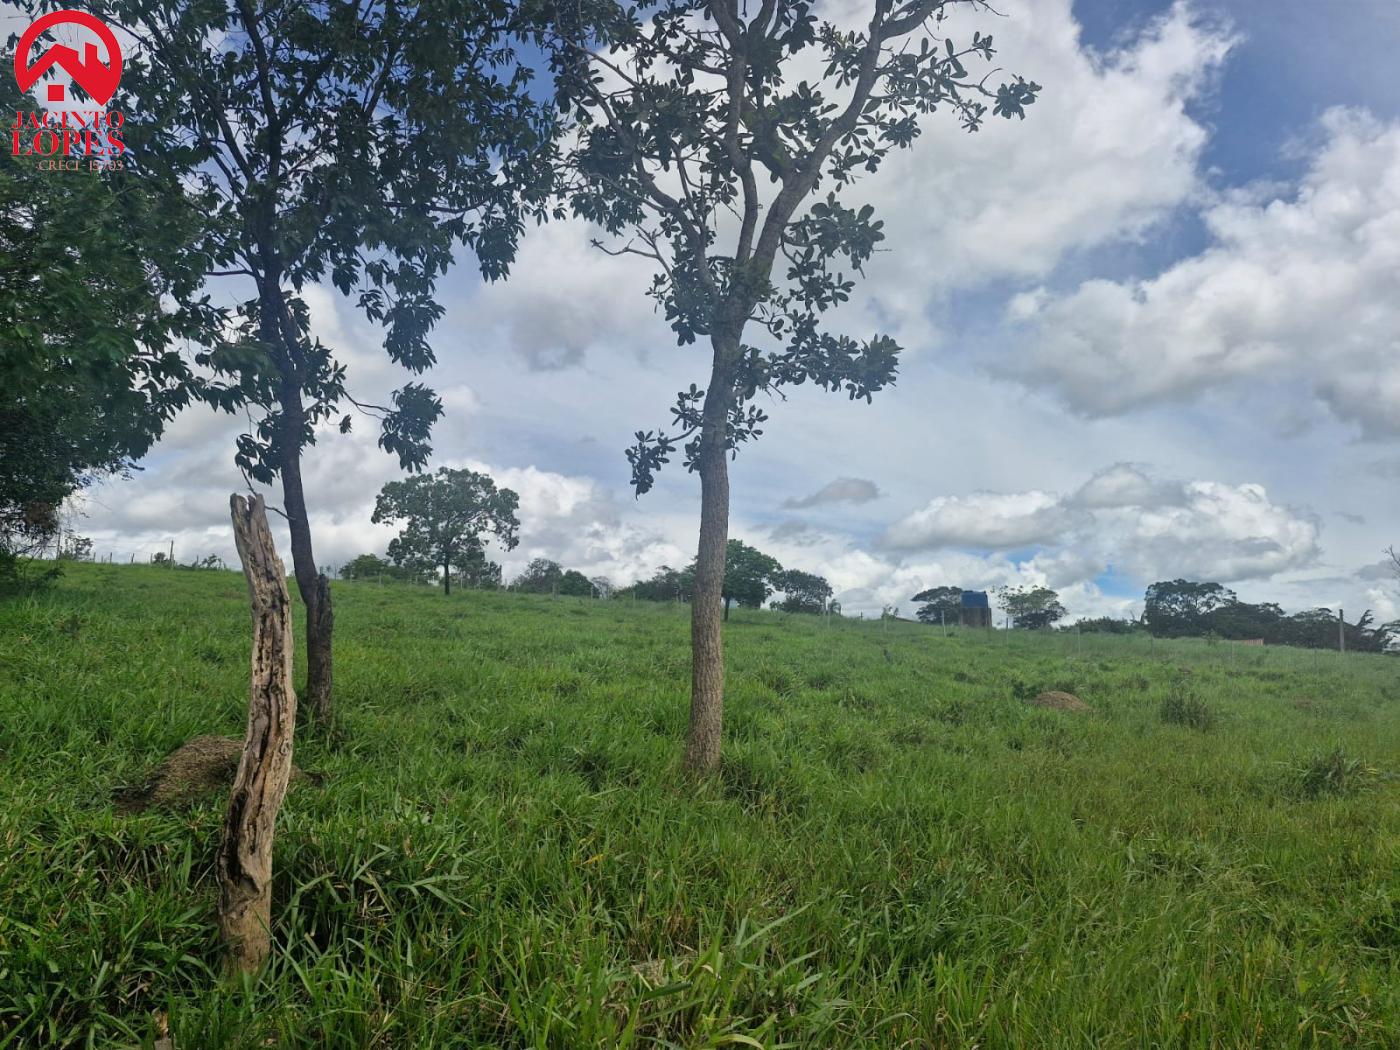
[{"xmin": 14, "ymin": 10, "xmax": 122, "ymax": 106}]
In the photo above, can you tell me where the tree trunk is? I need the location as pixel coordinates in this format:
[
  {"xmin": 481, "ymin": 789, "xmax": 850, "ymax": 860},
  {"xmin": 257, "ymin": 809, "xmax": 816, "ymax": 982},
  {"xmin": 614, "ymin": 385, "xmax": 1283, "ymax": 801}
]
[
  {"xmin": 724, "ymin": 597, "xmax": 731, "ymax": 622},
  {"xmin": 278, "ymin": 409, "xmax": 333, "ymax": 725},
  {"xmin": 219, "ymin": 493, "xmax": 297, "ymax": 974},
  {"xmin": 685, "ymin": 337, "xmax": 736, "ymax": 775},
  {"xmin": 443, "ymin": 557, "xmax": 451, "ymax": 596}
]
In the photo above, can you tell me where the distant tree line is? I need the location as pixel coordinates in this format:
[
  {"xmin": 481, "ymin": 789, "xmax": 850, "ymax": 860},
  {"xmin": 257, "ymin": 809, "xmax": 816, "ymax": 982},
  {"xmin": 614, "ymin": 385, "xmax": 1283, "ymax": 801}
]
[
  {"xmin": 1068, "ymin": 579, "xmax": 1398, "ymax": 652},
  {"xmin": 338, "ymin": 532, "xmax": 836, "ymax": 616},
  {"xmin": 1139, "ymin": 579, "xmax": 1396, "ymax": 651}
]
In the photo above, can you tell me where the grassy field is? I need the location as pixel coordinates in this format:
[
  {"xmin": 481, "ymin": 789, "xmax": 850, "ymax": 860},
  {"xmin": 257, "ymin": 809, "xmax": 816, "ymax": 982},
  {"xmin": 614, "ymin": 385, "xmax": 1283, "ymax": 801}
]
[{"xmin": 1, "ymin": 563, "xmax": 1397, "ymax": 1048}]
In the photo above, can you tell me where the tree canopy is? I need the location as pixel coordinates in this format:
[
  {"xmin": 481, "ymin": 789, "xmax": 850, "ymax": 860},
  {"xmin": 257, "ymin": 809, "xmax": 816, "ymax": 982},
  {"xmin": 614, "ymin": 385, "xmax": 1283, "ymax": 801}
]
[
  {"xmin": 69, "ymin": 0, "xmax": 560, "ymax": 717},
  {"xmin": 513, "ymin": 558, "xmax": 565, "ymax": 594},
  {"xmin": 996, "ymin": 585, "xmax": 1067, "ymax": 631},
  {"xmin": 774, "ymin": 569, "xmax": 833, "ymax": 614},
  {"xmin": 912, "ymin": 586, "xmax": 962, "ymax": 625},
  {"xmin": 371, "ymin": 468, "xmax": 519, "ymax": 596},
  {"xmin": 684, "ymin": 540, "xmax": 784, "ymax": 619},
  {"xmin": 0, "ymin": 73, "xmax": 210, "ymax": 584}
]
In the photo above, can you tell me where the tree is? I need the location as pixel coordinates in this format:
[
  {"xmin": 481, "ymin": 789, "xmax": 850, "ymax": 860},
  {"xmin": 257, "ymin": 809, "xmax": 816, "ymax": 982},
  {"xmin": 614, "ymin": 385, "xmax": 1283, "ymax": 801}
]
[
  {"xmin": 547, "ymin": 0, "xmax": 1039, "ymax": 771},
  {"xmin": 1071, "ymin": 616, "xmax": 1141, "ymax": 635},
  {"xmin": 559, "ymin": 569, "xmax": 594, "ymax": 596},
  {"xmin": 454, "ymin": 548, "xmax": 504, "ymax": 590},
  {"xmin": 912, "ymin": 586, "xmax": 962, "ymax": 625},
  {"xmin": 371, "ymin": 468, "xmax": 519, "ymax": 596},
  {"xmin": 996, "ymin": 585, "xmax": 1066, "ymax": 631},
  {"xmin": 775, "ymin": 569, "xmax": 833, "ymax": 614},
  {"xmin": 341, "ymin": 553, "xmax": 396, "ymax": 581},
  {"xmin": 0, "ymin": 74, "xmax": 208, "ymax": 589},
  {"xmin": 80, "ymin": 0, "xmax": 557, "ymax": 721},
  {"xmin": 685, "ymin": 540, "xmax": 783, "ymax": 621},
  {"xmin": 1143, "ymin": 580, "xmax": 1237, "ymax": 637},
  {"xmin": 623, "ymin": 565, "xmax": 687, "ymax": 602},
  {"xmin": 514, "ymin": 558, "xmax": 564, "ymax": 594}
]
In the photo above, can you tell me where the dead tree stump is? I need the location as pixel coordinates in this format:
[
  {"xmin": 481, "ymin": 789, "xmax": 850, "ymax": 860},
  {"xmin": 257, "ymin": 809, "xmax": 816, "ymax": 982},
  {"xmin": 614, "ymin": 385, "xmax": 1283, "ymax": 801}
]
[{"xmin": 218, "ymin": 493, "xmax": 297, "ymax": 974}]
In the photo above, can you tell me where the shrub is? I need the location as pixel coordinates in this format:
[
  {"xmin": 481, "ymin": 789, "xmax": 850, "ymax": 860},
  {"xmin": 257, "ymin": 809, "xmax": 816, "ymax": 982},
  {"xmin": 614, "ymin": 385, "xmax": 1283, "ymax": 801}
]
[
  {"xmin": 1294, "ymin": 749, "xmax": 1378, "ymax": 799},
  {"xmin": 1160, "ymin": 683, "xmax": 1216, "ymax": 731}
]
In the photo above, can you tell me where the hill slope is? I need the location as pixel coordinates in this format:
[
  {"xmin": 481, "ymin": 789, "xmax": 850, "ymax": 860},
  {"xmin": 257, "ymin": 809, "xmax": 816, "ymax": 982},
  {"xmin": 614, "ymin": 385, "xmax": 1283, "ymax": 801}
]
[{"xmin": 1, "ymin": 564, "xmax": 1397, "ymax": 1047}]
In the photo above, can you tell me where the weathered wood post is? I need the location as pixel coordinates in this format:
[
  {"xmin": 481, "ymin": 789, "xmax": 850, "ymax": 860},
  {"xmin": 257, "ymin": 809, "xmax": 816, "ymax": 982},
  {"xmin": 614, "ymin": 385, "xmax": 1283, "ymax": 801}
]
[{"xmin": 218, "ymin": 493, "xmax": 297, "ymax": 974}]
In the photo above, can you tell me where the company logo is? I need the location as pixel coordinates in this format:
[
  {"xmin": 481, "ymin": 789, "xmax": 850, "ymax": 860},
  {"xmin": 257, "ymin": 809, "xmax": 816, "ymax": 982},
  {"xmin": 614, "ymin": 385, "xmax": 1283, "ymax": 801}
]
[
  {"xmin": 14, "ymin": 10, "xmax": 122, "ymax": 105},
  {"xmin": 10, "ymin": 9, "xmax": 126, "ymax": 169}
]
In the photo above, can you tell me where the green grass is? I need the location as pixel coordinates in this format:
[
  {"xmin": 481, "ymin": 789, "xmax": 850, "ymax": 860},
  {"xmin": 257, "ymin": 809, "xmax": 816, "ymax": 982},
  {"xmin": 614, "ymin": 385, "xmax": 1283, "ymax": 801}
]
[{"xmin": 1, "ymin": 563, "xmax": 1397, "ymax": 1048}]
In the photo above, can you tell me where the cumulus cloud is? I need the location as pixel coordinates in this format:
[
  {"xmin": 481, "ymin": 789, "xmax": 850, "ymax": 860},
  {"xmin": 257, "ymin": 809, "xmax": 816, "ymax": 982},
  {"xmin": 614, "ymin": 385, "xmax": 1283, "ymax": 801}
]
[
  {"xmin": 1005, "ymin": 108, "xmax": 1400, "ymax": 435},
  {"xmin": 880, "ymin": 467, "xmax": 1319, "ymax": 583},
  {"xmin": 883, "ymin": 490, "xmax": 1085, "ymax": 551},
  {"xmin": 1071, "ymin": 462, "xmax": 1184, "ymax": 509},
  {"xmin": 467, "ymin": 0, "xmax": 1235, "ymax": 367},
  {"xmin": 1109, "ymin": 481, "xmax": 1320, "ymax": 581},
  {"xmin": 782, "ymin": 477, "xmax": 883, "ymax": 509}
]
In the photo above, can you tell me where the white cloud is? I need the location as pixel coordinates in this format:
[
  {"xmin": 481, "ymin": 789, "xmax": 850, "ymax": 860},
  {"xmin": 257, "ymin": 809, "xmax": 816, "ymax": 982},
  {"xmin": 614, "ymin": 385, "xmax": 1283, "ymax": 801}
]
[
  {"xmin": 1006, "ymin": 108, "xmax": 1400, "ymax": 435},
  {"xmin": 879, "ymin": 467, "xmax": 1319, "ymax": 584},
  {"xmin": 782, "ymin": 477, "xmax": 883, "ymax": 509},
  {"xmin": 883, "ymin": 490, "xmax": 1084, "ymax": 550}
]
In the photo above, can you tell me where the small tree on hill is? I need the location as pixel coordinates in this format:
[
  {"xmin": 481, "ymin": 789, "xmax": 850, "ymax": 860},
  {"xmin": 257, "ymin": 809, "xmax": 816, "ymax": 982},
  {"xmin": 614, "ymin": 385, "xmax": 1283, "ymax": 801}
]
[
  {"xmin": 371, "ymin": 468, "xmax": 520, "ymax": 596},
  {"xmin": 546, "ymin": 0, "xmax": 1039, "ymax": 771},
  {"xmin": 1143, "ymin": 580, "xmax": 1237, "ymax": 637},
  {"xmin": 912, "ymin": 586, "xmax": 962, "ymax": 625},
  {"xmin": 80, "ymin": 0, "xmax": 559, "ymax": 721},
  {"xmin": 685, "ymin": 540, "xmax": 783, "ymax": 621},
  {"xmin": 775, "ymin": 569, "xmax": 833, "ymax": 614},
  {"xmin": 559, "ymin": 569, "xmax": 594, "ymax": 597},
  {"xmin": 996, "ymin": 585, "xmax": 1066, "ymax": 630},
  {"xmin": 514, "ymin": 558, "xmax": 565, "ymax": 594},
  {"xmin": 454, "ymin": 548, "xmax": 505, "ymax": 591}
]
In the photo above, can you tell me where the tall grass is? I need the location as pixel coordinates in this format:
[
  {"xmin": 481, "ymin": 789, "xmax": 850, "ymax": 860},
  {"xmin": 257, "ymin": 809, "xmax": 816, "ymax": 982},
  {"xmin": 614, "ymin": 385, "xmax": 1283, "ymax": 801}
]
[{"xmin": 0, "ymin": 564, "xmax": 1396, "ymax": 1047}]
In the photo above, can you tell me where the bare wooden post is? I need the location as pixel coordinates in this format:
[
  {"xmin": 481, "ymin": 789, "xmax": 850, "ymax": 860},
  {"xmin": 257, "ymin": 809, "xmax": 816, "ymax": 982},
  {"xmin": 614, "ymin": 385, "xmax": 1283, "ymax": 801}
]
[{"xmin": 218, "ymin": 493, "xmax": 297, "ymax": 974}]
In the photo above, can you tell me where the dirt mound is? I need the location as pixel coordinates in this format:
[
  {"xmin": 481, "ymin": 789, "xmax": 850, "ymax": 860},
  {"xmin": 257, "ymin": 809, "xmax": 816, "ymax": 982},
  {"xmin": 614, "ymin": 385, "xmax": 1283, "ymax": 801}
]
[
  {"xmin": 116, "ymin": 735, "xmax": 316, "ymax": 813},
  {"xmin": 1027, "ymin": 690, "xmax": 1092, "ymax": 714}
]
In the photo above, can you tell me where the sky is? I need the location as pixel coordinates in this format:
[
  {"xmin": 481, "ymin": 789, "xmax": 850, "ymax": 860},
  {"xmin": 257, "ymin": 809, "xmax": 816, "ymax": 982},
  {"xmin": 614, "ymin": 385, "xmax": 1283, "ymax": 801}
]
[{"xmin": 30, "ymin": 0, "xmax": 1400, "ymax": 622}]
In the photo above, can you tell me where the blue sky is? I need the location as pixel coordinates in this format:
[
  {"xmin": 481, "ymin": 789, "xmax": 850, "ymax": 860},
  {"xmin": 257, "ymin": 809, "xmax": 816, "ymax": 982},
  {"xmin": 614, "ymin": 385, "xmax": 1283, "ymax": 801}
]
[{"xmin": 29, "ymin": 0, "xmax": 1400, "ymax": 623}]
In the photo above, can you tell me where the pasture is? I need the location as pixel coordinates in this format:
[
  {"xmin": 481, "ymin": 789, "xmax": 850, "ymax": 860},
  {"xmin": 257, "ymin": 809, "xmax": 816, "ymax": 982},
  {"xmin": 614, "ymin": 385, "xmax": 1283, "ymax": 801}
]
[{"xmin": 1, "ymin": 564, "xmax": 1396, "ymax": 1047}]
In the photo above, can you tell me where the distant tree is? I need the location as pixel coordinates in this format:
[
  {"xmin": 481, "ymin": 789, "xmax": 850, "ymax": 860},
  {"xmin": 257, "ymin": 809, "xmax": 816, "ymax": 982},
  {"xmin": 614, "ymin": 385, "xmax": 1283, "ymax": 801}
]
[
  {"xmin": 626, "ymin": 565, "xmax": 687, "ymax": 602},
  {"xmin": 1388, "ymin": 546, "xmax": 1399, "ymax": 590},
  {"xmin": 1143, "ymin": 580, "xmax": 1237, "ymax": 637},
  {"xmin": 912, "ymin": 586, "xmax": 963, "ymax": 625},
  {"xmin": 371, "ymin": 468, "xmax": 520, "ymax": 596},
  {"xmin": 558, "ymin": 569, "xmax": 594, "ymax": 597},
  {"xmin": 589, "ymin": 576, "xmax": 615, "ymax": 599},
  {"xmin": 340, "ymin": 553, "xmax": 396, "ymax": 581},
  {"xmin": 55, "ymin": 535, "xmax": 94, "ymax": 562},
  {"xmin": 1071, "ymin": 616, "xmax": 1141, "ymax": 635},
  {"xmin": 454, "ymin": 548, "xmax": 504, "ymax": 591},
  {"xmin": 339, "ymin": 553, "xmax": 428, "ymax": 584},
  {"xmin": 775, "ymin": 569, "xmax": 833, "ymax": 614},
  {"xmin": 685, "ymin": 541, "xmax": 783, "ymax": 621},
  {"xmin": 514, "ymin": 558, "xmax": 564, "ymax": 594},
  {"xmin": 79, "ymin": 0, "xmax": 559, "ymax": 720},
  {"xmin": 996, "ymin": 585, "xmax": 1066, "ymax": 630},
  {"xmin": 1209, "ymin": 600, "xmax": 1285, "ymax": 641},
  {"xmin": 547, "ymin": 0, "xmax": 1040, "ymax": 772}
]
